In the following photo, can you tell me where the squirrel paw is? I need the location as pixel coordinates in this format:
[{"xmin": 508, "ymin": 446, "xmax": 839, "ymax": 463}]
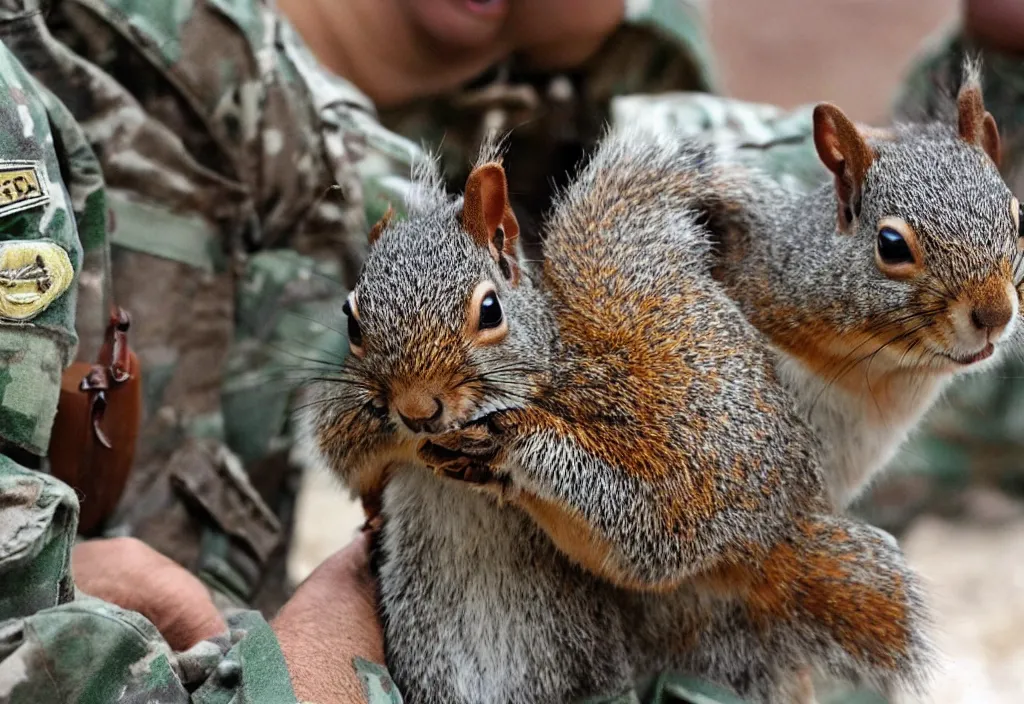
[
  {"xmin": 418, "ymin": 425, "xmax": 512, "ymax": 502},
  {"xmin": 432, "ymin": 453, "xmax": 496, "ymax": 484},
  {"xmin": 431, "ymin": 422, "xmax": 502, "ymax": 459}
]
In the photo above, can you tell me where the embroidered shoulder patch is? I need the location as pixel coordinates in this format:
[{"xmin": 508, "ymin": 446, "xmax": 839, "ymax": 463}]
[
  {"xmin": 0, "ymin": 241, "xmax": 74, "ymax": 322},
  {"xmin": 0, "ymin": 161, "xmax": 50, "ymax": 218}
]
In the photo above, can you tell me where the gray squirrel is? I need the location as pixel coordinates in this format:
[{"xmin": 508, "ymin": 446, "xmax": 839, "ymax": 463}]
[
  {"xmin": 709, "ymin": 60, "xmax": 1020, "ymax": 509},
  {"xmin": 302, "ymin": 62, "xmax": 1018, "ymax": 704}
]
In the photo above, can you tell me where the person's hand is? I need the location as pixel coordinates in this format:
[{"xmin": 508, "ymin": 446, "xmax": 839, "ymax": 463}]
[
  {"xmin": 965, "ymin": 0, "xmax": 1024, "ymax": 53},
  {"xmin": 71, "ymin": 537, "xmax": 227, "ymax": 651},
  {"xmin": 273, "ymin": 531, "xmax": 384, "ymax": 704}
]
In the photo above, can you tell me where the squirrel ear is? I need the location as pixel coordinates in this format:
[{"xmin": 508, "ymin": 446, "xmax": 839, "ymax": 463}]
[
  {"xmin": 813, "ymin": 103, "xmax": 874, "ymax": 229},
  {"xmin": 463, "ymin": 162, "xmax": 522, "ymax": 283},
  {"xmin": 957, "ymin": 79, "xmax": 1001, "ymax": 167},
  {"xmin": 368, "ymin": 205, "xmax": 395, "ymax": 246}
]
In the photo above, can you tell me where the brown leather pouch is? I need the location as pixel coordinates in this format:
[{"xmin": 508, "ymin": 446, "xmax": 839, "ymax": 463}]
[{"xmin": 48, "ymin": 308, "xmax": 142, "ymax": 536}]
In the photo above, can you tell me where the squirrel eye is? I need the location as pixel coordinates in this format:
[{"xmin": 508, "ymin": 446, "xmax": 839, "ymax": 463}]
[
  {"xmin": 478, "ymin": 291, "xmax": 503, "ymax": 330},
  {"xmin": 468, "ymin": 281, "xmax": 508, "ymax": 345},
  {"xmin": 877, "ymin": 227, "xmax": 914, "ymax": 265},
  {"xmin": 343, "ymin": 294, "xmax": 364, "ymax": 355}
]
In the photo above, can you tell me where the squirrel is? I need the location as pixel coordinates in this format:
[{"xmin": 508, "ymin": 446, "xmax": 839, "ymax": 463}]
[
  {"xmin": 293, "ymin": 80, "xmax": 1015, "ymax": 701},
  {"xmin": 703, "ymin": 59, "xmax": 1021, "ymax": 508}
]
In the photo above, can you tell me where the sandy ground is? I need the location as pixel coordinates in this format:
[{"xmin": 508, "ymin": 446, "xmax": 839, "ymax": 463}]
[
  {"xmin": 898, "ymin": 499, "xmax": 1024, "ymax": 704},
  {"xmin": 288, "ymin": 2, "xmax": 1024, "ymax": 701}
]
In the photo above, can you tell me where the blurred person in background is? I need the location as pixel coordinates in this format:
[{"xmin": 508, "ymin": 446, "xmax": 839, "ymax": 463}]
[{"xmin": 0, "ymin": 0, "xmax": 1023, "ymax": 702}]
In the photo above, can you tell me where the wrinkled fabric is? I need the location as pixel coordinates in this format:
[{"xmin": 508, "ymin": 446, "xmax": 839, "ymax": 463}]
[
  {"xmin": 0, "ymin": 597, "xmax": 299, "ymax": 703},
  {"xmin": 0, "ymin": 36, "xmax": 87, "ymax": 455},
  {"xmin": 0, "ymin": 0, "xmax": 425, "ymax": 615},
  {"xmin": 0, "ymin": 0, "xmax": 405, "ymax": 700}
]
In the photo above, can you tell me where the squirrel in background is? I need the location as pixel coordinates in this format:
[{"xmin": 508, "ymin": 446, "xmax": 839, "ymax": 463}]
[
  {"xmin": 303, "ymin": 60, "xmax": 1016, "ymax": 704},
  {"xmin": 709, "ymin": 58, "xmax": 1021, "ymax": 509}
]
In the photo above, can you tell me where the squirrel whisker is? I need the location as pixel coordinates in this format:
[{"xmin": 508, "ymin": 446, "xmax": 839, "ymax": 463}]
[
  {"xmin": 809, "ymin": 317, "xmax": 936, "ymax": 415},
  {"xmin": 291, "ymin": 394, "xmax": 380, "ymax": 415},
  {"xmin": 859, "ymin": 320, "xmax": 937, "ymax": 426},
  {"xmin": 267, "ymin": 341, "xmax": 350, "ymax": 366},
  {"xmin": 307, "ymin": 73, "xmax": 1020, "ymax": 700}
]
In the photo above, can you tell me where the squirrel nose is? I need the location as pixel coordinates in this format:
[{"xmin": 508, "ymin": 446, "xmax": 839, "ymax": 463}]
[
  {"xmin": 394, "ymin": 393, "xmax": 444, "ymax": 434},
  {"xmin": 970, "ymin": 299, "xmax": 1013, "ymax": 336}
]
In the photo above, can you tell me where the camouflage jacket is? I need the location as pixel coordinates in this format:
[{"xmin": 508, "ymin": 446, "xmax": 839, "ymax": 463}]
[
  {"xmin": 2, "ymin": 0, "xmax": 1024, "ymax": 702},
  {"xmin": 0, "ymin": 0, "xmax": 417, "ymax": 701}
]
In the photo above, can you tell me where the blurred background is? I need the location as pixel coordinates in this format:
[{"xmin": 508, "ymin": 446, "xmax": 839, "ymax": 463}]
[{"xmin": 289, "ymin": 2, "xmax": 1024, "ymax": 702}]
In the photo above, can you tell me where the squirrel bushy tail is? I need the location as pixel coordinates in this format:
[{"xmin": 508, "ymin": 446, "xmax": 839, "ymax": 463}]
[{"xmin": 695, "ymin": 513, "xmax": 933, "ymax": 701}]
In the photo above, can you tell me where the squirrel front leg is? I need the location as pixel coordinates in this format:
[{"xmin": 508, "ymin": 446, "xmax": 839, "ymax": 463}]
[{"xmin": 420, "ymin": 411, "xmax": 773, "ymax": 592}]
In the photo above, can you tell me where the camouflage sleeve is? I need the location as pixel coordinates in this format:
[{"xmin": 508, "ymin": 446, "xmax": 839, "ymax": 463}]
[
  {"xmin": 609, "ymin": 93, "xmax": 828, "ymax": 192},
  {"xmin": 222, "ymin": 14, "xmax": 423, "ymax": 476},
  {"xmin": 0, "ymin": 37, "xmax": 83, "ymax": 457},
  {"xmin": 0, "ymin": 0, "xmax": 427, "ymax": 612},
  {"xmin": 218, "ymin": 14, "xmax": 426, "ymax": 498},
  {"xmin": 0, "ymin": 454, "xmax": 306, "ymax": 703},
  {"xmin": 0, "ymin": 456, "xmax": 78, "ymax": 619},
  {"xmin": 276, "ymin": 15, "xmax": 427, "ymax": 232},
  {"xmin": 0, "ymin": 24, "xmax": 308, "ymax": 704}
]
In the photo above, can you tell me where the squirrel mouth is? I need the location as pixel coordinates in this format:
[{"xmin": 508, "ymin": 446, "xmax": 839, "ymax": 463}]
[{"xmin": 943, "ymin": 342, "xmax": 995, "ymax": 366}]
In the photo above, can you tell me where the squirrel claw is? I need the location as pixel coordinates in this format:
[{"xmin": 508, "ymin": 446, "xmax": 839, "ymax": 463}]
[
  {"xmin": 426, "ymin": 424, "xmax": 501, "ymax": 459},
  {"xmin": 419, "ymin": 440, "xmax": 511, "ymax": 501},
  {"xmin": 418, "ymin": 440, "xmax": 491, "ymax": 470},
  {"xmin": 440, "ymin": 459, "xmax": 495, "ymax": 485},
  {"xmin": 438, "ymin": 458, "xmax": 513, "ymax": 505}
]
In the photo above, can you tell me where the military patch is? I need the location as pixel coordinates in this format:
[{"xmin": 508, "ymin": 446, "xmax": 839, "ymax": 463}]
[
  {"xmin": 0, "ymin": 241, "xmax": 74, "ymax": 322},
  {"xmin": 0, "ymin": 161, "xmax": 49, "ymax": 218}
]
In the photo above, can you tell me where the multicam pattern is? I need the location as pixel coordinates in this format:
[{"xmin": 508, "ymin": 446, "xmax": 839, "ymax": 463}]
[
  {"xmin": 1, "ymin": 0, "xmax": 1023, "ymax": 701},
  {"xmin": 0, "ymin": 0, "xmax": 400, "ymax": 699},
  {"xmin": 0, "ymin": 38, "xmax": 84, "ymax": 456}
]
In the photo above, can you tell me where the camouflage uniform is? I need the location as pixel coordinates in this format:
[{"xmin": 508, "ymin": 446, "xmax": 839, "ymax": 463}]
[
  {"xmin": 0, "ymin": 25, "xmax": 297, "ymax": 702},
  {"xmin": 0, "ymin": 0, "xmax": 420, "ymax": 700},
  {"xmin": 1, "ymin": 0, "xmax": 1023, "ymax": 702}
]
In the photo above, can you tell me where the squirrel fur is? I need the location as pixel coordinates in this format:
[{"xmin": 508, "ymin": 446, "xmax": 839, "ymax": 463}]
[
  {"xmin": 295, "ymin": 75, "xmax": 1024, "ymax": 701},
  {"xmin": 707, "ymin": 59, "xmax": 1020, "ymax": 507},
  {"xmin": 302, "ymin": 56, "xmax": 1020, "ymax": 704}
]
